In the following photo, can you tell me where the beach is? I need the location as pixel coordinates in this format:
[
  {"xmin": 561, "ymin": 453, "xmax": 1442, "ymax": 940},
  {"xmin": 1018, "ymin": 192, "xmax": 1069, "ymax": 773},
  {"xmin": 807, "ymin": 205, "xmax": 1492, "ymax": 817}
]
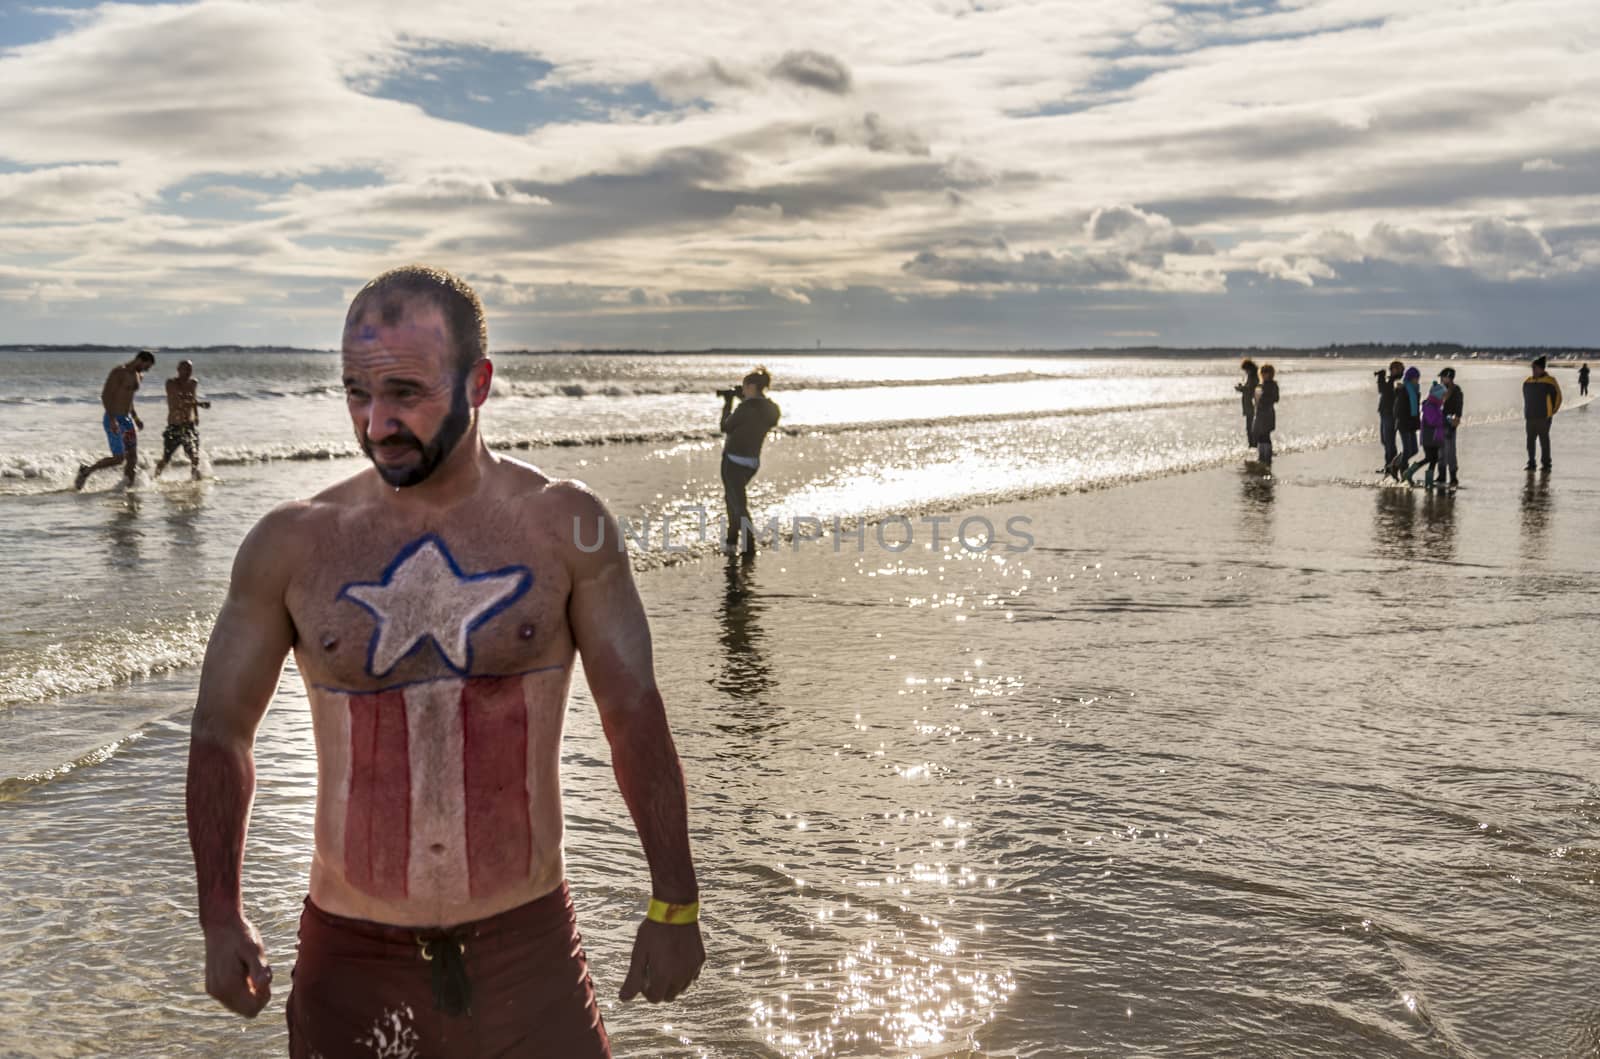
[{"xmin": 2, "ymin": 352, "xmax": 1597, "ymax": 1057}]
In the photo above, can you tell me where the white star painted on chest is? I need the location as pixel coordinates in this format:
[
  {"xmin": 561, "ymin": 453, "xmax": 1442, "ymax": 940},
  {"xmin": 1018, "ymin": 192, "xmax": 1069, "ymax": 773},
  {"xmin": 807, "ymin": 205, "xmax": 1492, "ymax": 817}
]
[{"xmin": 338, "ymin": 534, "xmax": 533, "ymax": 679}]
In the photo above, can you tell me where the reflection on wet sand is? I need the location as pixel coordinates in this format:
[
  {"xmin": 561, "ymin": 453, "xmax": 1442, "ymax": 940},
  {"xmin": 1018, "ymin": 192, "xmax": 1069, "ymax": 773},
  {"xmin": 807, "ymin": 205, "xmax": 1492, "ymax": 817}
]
[
  {"xmin": 104, "ymin": 493, "xmax": 143, "ymax": 570},
  {"xmin": 714, "ymin": 553, "xmax": 773, "ymax": 706},
  {"xmin": 1372, "ymin": 484, "xmax": 1455, "ymax": 562},
  {"xmin": 1416, "ymin": 488, "xmax": 1457, "ymax": 561},
  {"xmin": 1237, "ymin": 464, "xmax": 1275, "ymax": 547},
  {"xmin": 1372, "ymin": 485, "xmax": 1417, "ymax": 561},
  {"xmin": 1520, "ymin": 470, "xmax": 1553, "ymax": 558},
  {"xmin": 161, "ymin": 484, "xmax": 209, "ymax": 552}
]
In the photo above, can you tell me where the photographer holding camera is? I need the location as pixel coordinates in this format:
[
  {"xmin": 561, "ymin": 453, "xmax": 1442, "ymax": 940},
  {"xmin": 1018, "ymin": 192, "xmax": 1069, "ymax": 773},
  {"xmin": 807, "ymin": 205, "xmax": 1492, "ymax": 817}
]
[
  {"xmin": 1375, "ymin": 360, "xmax": 1403, "ymax": 471},
  {"xmin": 718, "ymin": 367, "xmax": 781, "ymax": 554}
]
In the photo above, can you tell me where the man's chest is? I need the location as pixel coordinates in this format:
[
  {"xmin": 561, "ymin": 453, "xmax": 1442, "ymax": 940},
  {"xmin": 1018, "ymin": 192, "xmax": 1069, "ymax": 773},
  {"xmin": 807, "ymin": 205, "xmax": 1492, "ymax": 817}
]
[{"xmin": 288, "ymin": 527, "xmax": 573, "ymax": 692}]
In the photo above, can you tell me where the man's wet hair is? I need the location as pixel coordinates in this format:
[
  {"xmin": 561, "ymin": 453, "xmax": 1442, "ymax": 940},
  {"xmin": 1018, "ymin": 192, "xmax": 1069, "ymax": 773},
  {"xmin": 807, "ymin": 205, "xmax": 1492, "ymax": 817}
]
[
  {"xmin": 134, "ymin": 350, "xmax": 156, "ymax": 366},
  {"xmin": 346, "ymin": 265, "xmax": 487, "ymax": 380},
  {"xmin": 744, "ymin": 367, "xmax": 772, "ymax": 391}
]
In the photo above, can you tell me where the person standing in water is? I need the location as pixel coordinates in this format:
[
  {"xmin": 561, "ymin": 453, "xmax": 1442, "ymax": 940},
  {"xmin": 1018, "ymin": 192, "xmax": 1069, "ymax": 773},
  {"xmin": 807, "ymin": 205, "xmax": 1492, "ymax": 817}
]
[
  {"xmin": 1252, "ymin": 364, "xmax": 1279, "ymax": 465},
  {"xmin": 185, "ymin": 266, "xmax": 703, "ymax": 1057},
  {"xmin": 153, "ymin": 359, "xmax": 211, "ymax": 480},
  {"xmin": 75, "ymin": 349, "xmax": 155, "ymax": 490},
  {"xmin": 1580, "ymin": 363, "xmax": 1590, "ymax": 397},
  {"xmin": 1385, "ymin": 366, "xmax": 1422, "ymax": 480},
  {"xmin": 1405, "ymin": 381, "xmax": 1448, "ymax": 488},
  {"xmin": 719, "ymin": 367, "xmax": 781, "ymax": 554},
  {"xmin": 1522, "ymin": 355, "xmax": 1562, "ymax": 471},
  {"xmin": 1439, "ymin": 367, "xmax": 1463, "ymax": 490},
  {"xmin": 1375, "ymin": 360, "xmax": 1403, "ymax": 472},
  {"xmin": 1235, "ymin": 358, "xmax": 1259, "ymax": 447}
]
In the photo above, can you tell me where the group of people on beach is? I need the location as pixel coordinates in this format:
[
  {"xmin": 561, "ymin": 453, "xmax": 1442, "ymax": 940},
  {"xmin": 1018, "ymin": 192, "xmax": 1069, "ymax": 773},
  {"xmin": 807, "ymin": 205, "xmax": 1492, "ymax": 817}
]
[
  {"xmin": 73, "ymin": 349, "xmax": 210, "ymax": 490},
  {"xmin": 1375, "ymin": 361, "xmax": 1466, "ymax": 489},
  {"xmin": 1233, "ymin": 354, "xmax": 1577, "ymax": 490}
]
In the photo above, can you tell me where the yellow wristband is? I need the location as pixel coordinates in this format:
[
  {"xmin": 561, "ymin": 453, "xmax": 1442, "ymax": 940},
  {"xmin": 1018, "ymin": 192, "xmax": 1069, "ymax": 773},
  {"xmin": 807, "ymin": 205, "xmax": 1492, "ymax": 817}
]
[{"xmin": 646, "ymin": 898, "xmax": 699, "ymax": 925}]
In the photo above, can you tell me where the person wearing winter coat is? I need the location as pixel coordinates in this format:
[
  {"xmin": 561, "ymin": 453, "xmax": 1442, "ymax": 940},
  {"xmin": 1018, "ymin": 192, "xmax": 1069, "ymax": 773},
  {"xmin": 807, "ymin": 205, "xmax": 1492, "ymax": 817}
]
[
  {"xmin": 1235, "ymin": 358, "xmax": 1259, "ymax": 446},
  {"xmin": 1385, "ymin": 366, "xmax": 1422, "ymax": 479},
  {"xmin": 1404, "ymin": 381, "xmax": 1448, "ymax": 488},
  {"xmin": 1439, "ymin": 367, "xmax": 1463, "ymax": 489},
  {"xmin": 1253, "ymin": 364, "xmax": 1279, "ymax": 465}
]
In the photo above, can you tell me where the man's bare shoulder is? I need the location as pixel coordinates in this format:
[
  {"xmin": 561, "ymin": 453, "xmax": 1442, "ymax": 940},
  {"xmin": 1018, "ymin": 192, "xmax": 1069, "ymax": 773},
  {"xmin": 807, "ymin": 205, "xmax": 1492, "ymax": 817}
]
[
  {"xmin": 488, "ymin": 457, "xmax": 616, "ymax": 558},
  {"xmin": 487, "ymin": 455, "xmax": 597, "ymax": 514}
]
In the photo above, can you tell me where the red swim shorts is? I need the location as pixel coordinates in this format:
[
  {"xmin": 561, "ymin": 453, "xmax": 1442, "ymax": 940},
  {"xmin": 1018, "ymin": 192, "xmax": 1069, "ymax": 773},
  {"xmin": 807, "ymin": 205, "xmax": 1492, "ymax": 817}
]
[{"xmin": 286, "ymin": 882, "xmax": 610, "ymax": 1058}]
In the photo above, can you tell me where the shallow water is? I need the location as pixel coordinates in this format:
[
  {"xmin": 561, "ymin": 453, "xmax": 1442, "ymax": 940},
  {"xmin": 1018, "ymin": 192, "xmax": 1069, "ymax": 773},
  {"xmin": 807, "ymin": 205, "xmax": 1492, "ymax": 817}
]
[{"xmin": 2, "ymin": 353, "xmax": 1596, "ymax": 1057}]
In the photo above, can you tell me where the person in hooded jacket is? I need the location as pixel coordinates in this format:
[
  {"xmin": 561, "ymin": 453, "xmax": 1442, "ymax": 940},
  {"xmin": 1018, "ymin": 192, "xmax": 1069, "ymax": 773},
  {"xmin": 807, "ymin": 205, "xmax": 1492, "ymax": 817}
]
[
  {"xmin": 1252, "ymin": 364, "xmax": 1279, "ymax": 465},
  {"xmin": 1405, "ymin": 381, "xmax": 1448, "ymax": 488},
  {"xmin": 1385, "ymin": 366, "xmax": 1422, "ymax": 480}
]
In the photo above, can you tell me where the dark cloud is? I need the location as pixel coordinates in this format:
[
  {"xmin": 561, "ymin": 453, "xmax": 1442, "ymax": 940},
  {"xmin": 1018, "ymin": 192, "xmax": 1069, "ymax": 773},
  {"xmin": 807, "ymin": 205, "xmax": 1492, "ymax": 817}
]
[
  {"xmin": 1102, "ymin": 89, "xmax": 1547, "ymax": 166},
  {"xmin": 1366, "ymin": 222, "xmax": 1450, "ymax": 263},
  {"xmin": 770, "ymin": 50, "xmax": 853, "ymax": 94},
  {"xmin": 432, "ymin": 153, "xmax": 970, "ymax": 254},
  {"xmin": 1085, "ymin": 204, "xmax": 1212, "ymax": 254},
  {"xmin": 1145, "ymin": 149, "xmax": 1600, "ymax": 227},
  {"xmin": 811, "ymin": 112, "xmax": 929, "ymax": 155},
  {"xmin": 902, "ymin": 248, "xmax": 1131, "ymax": 286}
]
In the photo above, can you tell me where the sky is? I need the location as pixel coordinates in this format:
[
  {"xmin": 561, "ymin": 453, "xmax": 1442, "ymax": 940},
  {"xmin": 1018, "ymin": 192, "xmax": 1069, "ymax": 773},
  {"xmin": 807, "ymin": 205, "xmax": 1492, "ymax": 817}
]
[{"xmin": 1, "ymin": 0, "xmax": 1597, "ymax": 350}]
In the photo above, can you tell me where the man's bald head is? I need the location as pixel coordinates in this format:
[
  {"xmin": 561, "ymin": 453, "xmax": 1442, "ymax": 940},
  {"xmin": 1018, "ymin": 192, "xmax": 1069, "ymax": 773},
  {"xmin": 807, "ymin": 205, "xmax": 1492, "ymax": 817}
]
[{"xmin": 345, "ymin": 265, "xmax": 487, "ymax": 380}]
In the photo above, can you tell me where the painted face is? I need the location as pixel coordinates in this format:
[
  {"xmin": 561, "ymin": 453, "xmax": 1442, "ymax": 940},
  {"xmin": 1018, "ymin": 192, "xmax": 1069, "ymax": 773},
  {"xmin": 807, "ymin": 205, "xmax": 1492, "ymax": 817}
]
[{"xmin": 342, "ymin": 303, "xmax": 472, "ymax": 488}]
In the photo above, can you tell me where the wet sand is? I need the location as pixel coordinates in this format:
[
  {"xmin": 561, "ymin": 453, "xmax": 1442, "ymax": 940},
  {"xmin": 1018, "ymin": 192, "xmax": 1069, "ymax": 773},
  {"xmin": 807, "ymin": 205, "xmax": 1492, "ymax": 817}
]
[{"xmin": 2, "ymin": 406, "xmax": 1598, "ymax": 1057}]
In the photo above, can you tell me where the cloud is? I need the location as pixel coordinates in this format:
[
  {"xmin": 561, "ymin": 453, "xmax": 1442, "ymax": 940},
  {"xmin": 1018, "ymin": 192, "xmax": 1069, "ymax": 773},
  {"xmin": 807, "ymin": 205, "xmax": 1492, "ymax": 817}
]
[
  {"xmin": 902, "ymin": 248, "xmax": 1132, "ymax": 287},
  {"xmin": 770, "ymin": 285, "xmax": 811, "ymax": 304},
  {"xmin": 769, "ymin": 50, "xmax": 852, "ymax": 94},
  {"xmin": 1, "ymin": 0, "xmax": 1599, "ymax": 345},
  {"xmin": 1085, "ymin": 205, "xmax": 1213, "ymax": 254},
  {"xmin": 1256, "ymin": 255, "xmax": 1337, "ymax": 287}
]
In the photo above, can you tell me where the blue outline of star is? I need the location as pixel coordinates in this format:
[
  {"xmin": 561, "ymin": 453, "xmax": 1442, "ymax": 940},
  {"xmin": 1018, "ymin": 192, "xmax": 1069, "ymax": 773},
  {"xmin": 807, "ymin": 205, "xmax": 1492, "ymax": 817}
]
[{"xmin": 336, "ymin": 533, "xmax": 533, "ymax": 680}]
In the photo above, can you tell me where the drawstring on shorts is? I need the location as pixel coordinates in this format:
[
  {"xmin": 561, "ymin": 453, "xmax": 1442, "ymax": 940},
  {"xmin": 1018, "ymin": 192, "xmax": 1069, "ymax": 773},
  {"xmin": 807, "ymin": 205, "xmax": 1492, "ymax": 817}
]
[{"xmin": 416, "ymin": 928, "xmax": 474, "ymax": 1016}]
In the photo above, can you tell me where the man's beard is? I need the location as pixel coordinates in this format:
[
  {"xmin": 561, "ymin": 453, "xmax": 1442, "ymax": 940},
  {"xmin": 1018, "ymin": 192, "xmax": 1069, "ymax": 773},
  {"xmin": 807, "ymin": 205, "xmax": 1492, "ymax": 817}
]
[{"xmin": 361, "ymin": 383, "xmax": 472, "ymax": 488}]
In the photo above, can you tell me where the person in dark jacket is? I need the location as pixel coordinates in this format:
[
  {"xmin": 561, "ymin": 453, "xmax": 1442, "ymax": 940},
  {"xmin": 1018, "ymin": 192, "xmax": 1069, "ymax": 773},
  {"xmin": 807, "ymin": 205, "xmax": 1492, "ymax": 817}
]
[
  {"xmin": 719, "ymin": 367, "xmax": 782, "ymax": 553},
  {"xmin": 1375, "ymin": 360, "xmax": 1403, "ymax": 470},
  {"xmin": 1385, "ymin": 366, "xmax": 1422, "ymax": 479},
  {"xmin": 1580, "ymin": 363, "xmax": 1590, "ymax": 397},
  {"xmin": 1439, "ymin": 367, "xmax": 1463, "ymax": 489},
  {"xmin": 1522, "ymin": 356, "xmax": 1562, "ymax": 471},
  {"xmin": 1235, "ymin": 358, "xmax": 1259, "ymax": 446},
  {"xmin": 1253, "ymin": 364, "xmax": 1279, "ymax": 465}
]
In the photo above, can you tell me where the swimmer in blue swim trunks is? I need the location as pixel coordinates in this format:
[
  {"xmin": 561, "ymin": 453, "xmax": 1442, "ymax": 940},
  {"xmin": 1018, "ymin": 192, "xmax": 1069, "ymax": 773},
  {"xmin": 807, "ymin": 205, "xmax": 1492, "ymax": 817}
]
[{"xmin": 75, "ymin": 349, "xmax": 155, "ymax": 490}]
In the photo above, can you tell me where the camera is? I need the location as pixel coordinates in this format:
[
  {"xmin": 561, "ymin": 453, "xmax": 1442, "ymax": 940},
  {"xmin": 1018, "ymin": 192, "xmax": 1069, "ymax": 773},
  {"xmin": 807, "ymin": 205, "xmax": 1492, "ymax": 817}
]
[
  {"xmin": 1375, "ymin": 369, "xmax": 1386, "ymax": 379},
  {"xmin": 716, "ymin": 387, "xmax": 739, "ymax": 400}
]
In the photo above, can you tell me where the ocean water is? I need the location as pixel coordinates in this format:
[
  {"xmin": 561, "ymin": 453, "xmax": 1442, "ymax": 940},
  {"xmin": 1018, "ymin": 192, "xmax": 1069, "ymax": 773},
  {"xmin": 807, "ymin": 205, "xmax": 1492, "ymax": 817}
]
[{"xmin": 1, "ymin": 350, "xmax": 1595, "ymax": 1057}]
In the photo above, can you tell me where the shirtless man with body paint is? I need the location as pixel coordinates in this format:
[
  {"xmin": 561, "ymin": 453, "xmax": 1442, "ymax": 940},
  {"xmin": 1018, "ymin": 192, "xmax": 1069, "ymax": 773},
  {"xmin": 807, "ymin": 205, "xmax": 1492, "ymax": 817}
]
[{"xmin": 186, "ymin": 266, "xmax": 703, "ymax": 1058}]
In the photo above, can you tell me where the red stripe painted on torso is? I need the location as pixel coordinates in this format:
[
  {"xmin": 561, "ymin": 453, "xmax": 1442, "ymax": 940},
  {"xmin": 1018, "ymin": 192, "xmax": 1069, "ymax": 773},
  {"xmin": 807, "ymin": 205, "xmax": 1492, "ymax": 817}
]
[
  {"xmin": 460, "ymin": 675, "xmax": 533, "ymax": 899},
  {"xmin": 344, "ymin": 690, "xmax": 411, "ymax": 898}
]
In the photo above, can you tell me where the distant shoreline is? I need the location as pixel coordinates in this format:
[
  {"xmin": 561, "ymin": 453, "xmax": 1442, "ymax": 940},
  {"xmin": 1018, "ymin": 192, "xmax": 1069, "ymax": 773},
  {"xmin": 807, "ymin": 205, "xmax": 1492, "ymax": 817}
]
[{"xmin": 2, "ymin": 342, "xmax": 1594, "ymax": 361}]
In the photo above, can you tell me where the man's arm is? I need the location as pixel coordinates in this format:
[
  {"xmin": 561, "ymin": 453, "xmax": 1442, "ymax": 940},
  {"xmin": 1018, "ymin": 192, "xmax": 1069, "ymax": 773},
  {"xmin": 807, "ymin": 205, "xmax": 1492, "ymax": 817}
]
[
  {"xmin": 1551, "ymin": 377, "xmax": 1563, "ymax": 415},
  {"xmin": 187, "ymin": 507, "xmax": 298, "ymax": 1017},
  {"xmin": 563, "ymin": 484, "xmax": 704, "ymax": 1003},
  {"xmin": 720, "ymin": 394, "xmax": 741, "ymax": 433}
]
